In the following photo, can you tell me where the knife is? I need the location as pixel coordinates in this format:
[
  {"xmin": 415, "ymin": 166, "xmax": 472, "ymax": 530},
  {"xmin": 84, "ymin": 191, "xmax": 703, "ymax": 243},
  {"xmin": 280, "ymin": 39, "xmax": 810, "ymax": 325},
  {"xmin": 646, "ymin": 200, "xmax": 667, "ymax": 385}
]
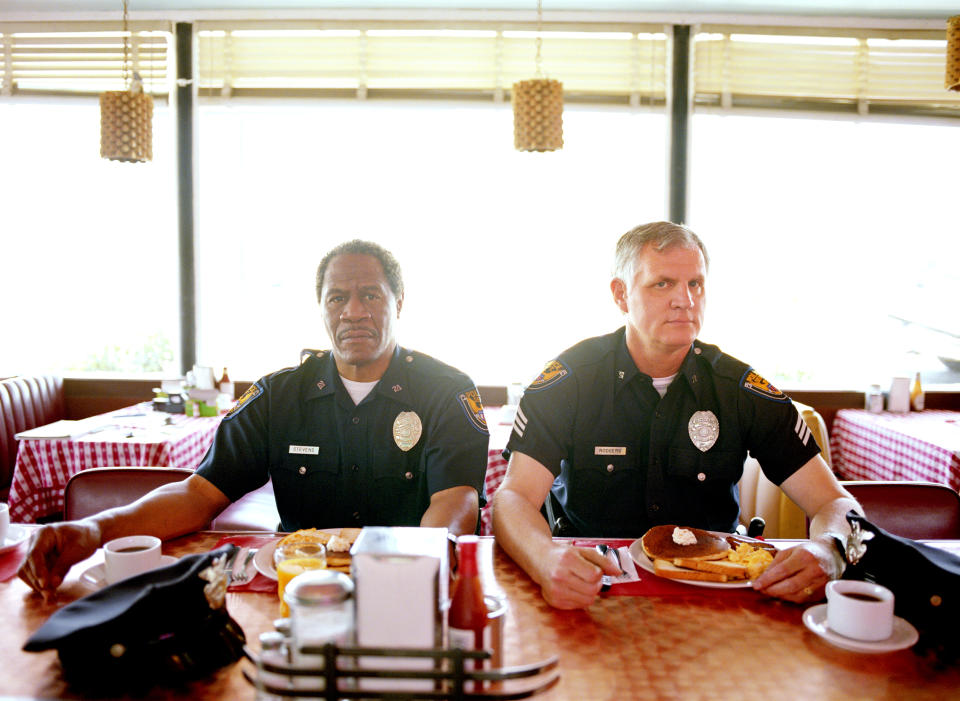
[
  {"xmin": 224, "ymin": 546, "xmax": 242, "ymax": 584},
  {"xmin": 596, "ymin": 544, "xmax": 620, "ymax": 591}
]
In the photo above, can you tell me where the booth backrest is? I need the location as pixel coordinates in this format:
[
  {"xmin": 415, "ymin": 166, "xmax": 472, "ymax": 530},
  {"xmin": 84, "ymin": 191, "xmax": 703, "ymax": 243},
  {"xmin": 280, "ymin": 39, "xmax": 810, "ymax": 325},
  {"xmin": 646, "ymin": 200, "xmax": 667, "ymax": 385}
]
[{"xmin": 0, "ymin": 375, "xmax": 65, "ymax": 501}]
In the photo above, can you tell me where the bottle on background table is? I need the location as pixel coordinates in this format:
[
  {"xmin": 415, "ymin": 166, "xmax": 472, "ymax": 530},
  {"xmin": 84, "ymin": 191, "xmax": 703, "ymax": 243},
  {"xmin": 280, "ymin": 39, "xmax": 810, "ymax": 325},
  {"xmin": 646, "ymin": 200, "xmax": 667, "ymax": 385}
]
[
  {"xmin": 219, "ymin": 367, "xmax": 235, "ymax": 399},
  {"xmin": 910, "ymin": 371, "xmax": 924, "ymax": 411}
]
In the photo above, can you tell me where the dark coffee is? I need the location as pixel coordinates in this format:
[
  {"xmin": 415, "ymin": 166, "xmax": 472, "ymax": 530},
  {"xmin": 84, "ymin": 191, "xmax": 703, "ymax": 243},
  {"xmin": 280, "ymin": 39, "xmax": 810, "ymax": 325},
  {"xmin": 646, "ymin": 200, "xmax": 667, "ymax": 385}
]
[
  {"xmin": 115, "ymin": 546, "xmax": 151, "ymax": 553},
  {"xmin": 842, "ymin": 592, "xmax": 882, "ymax": 602}
]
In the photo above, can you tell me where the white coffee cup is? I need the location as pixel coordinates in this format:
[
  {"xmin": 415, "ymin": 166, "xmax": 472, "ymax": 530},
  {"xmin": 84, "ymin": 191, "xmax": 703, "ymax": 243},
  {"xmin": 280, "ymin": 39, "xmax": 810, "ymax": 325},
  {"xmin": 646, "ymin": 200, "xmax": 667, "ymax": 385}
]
[
  {"xmin": 103, "ymin": 535, "xmax": 162, "ymax": 584},
  {"xmin": 825, "ymin": 580, "xmax": 895, "ymax": 641},
  {"xmin": 0, "ymin": 502, "xmax": 9, "ymax": 544}
]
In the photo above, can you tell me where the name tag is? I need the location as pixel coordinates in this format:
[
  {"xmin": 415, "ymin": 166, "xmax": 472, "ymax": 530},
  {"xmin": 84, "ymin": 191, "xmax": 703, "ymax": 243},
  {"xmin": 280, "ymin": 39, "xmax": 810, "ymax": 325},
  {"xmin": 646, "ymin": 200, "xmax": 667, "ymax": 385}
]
[
  {"xmin": 594, "ymin": 446, "xmax": 627, "ymax": 456},
  {"xmin": 289, "ymin": 445, "xmax": 319, "ymax": 455}
]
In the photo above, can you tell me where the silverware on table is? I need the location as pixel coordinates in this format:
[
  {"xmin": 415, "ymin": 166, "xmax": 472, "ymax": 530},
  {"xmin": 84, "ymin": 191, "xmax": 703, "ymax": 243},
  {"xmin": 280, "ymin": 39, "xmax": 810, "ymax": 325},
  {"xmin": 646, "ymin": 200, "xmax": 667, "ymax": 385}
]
[
  {"xmin": 232, "ymin": 548, "xmax": 257, "ymax": 583},
  {"xmin": 224, "ymin": 546, "xmax": 242, "ymax": 584}
]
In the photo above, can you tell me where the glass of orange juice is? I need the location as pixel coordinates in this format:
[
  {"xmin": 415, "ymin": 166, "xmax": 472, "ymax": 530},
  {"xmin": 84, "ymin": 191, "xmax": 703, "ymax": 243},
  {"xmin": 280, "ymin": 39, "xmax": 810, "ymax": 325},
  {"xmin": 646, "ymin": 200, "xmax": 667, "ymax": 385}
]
[{"xmin": 274, "ymin": 541, "xmax": 327, "ymax": 617}]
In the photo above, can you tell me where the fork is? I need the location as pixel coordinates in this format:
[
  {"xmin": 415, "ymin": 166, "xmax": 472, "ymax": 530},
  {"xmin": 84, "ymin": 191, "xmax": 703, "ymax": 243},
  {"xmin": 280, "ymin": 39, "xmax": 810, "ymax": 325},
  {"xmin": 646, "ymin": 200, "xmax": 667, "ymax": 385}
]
[{"xmin": 231, "ymin": 548, "xmax": 257, "ymax": 583}]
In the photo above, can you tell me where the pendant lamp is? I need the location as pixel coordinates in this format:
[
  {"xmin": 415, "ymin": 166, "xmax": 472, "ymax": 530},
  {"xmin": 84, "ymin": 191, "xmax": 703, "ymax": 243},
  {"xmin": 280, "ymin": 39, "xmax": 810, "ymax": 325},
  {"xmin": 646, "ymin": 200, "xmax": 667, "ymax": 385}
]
[
  {"xmin": 513, "ymin": 0, "xmax": 563, "ymax": 152},
  {"xmin": 100, "ymin": 0, "xmax": 153, "ymax": 162},
  {"xmin": 947, "ymin": 15, "xmax": 960, "ymax": 92}
]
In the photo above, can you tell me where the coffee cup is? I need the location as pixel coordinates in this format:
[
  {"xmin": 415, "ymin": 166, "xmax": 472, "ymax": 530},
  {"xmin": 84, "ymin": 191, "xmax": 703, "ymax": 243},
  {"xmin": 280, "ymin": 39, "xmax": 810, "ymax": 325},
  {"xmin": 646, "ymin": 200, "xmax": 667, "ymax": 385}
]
[
  {"xmin": 825, "ymin": 580, "xmax": 895, "ymax": 641},
  {"xmin": 0, "ymin": 502, "xmax": 9, "ymax": 543},
  {"xmin": 103, "ymin": 535, "xmax": 162, "ymax": 584}
]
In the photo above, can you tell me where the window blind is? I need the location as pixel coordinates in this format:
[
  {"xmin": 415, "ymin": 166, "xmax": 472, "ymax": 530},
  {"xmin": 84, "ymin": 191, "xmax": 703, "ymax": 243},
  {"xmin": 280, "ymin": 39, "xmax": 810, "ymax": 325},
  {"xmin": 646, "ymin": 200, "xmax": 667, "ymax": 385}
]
[
  {"xmin": 694, "ymin": 27, "xmax": 960, "ymax": 113},
  {"xmin": 0, "ymin": 23, "xmax": 171, "ymax": 96},
  {"xmin": 196, "ymin": 25, "xmax": 669, "ymax": 102}
]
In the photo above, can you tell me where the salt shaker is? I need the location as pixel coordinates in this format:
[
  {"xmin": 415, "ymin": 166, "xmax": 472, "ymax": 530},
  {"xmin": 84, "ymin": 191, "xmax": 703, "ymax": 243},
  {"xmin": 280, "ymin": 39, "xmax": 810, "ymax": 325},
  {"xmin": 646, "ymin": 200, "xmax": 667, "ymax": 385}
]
[
  {"xmin": 255, "ymin": 631, "xmax": 288, "ymax": 701},
  {"xmin": 284, "ymin": 570, "xmax": 355, "ymax": 694},
  {"xmin": 865, "ymin": 384, "xmax": 884, "ymax": 413}
]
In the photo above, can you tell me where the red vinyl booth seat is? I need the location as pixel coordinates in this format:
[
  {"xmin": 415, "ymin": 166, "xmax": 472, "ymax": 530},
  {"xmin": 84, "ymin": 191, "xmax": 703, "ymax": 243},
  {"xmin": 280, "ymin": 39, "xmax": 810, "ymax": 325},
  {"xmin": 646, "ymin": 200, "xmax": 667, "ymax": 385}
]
[
  {"xmin": 0, "ymin": 375, "xmax": 65, "ymax": 502},
  {"xmin": 840, "ymin": 480, "xmax": 960, "ymax": 540}
]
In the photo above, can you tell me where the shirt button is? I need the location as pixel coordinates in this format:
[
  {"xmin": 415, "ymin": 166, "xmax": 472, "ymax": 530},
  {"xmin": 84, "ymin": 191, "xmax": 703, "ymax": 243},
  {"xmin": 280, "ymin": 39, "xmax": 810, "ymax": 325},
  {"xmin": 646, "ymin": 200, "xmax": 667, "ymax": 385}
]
[
  {"xmin": 606, "ymin": 464, "xmax": 614, "ymax": 473},
  {"xmin": 404, "ymin": 471, "xmax": 414, "ymax": 480},
  {"xmin": 650, "ymin": 504, "xmax": 660, "ymax": 512},
  {"xmin": 351, "ymin": 464, "xmax": 359, "ymax": 472},
  {"xmin": 352, "ymin": 416, "xmax": 360, "ymax": 424},
  {"xmin": 694, "ymin": 347, "xmax": 702, "ymax": 355},
  {"xmin": 697, "ymin": 472, "xmax": 706, "ymax": 482},
  {"xmin": 352, "ymin": 511, "xmax": 361, "ymax": 521},
  {"xmin": 405, "ymin": 355, "xmax": 414, "ymax": 363},
  {"xmin": 298, "ymin": 466, "xmax": 307, "ymax": 475},
  {"xmin": 655, "ymin": 410, "xmax": 661, "ymax": 419}
]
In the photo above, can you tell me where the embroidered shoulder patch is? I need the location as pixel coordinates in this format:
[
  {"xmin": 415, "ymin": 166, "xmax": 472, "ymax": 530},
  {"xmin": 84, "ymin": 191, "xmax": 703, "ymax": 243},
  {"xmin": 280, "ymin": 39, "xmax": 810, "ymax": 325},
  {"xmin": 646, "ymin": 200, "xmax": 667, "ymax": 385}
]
[
  {"xmin": 457, "ymin": 387, "xmax": 489, "ymax": 435},
  {"xmin": 526, "ymin": 359, "xmax": 570, "ymax": 392},
  {"xmin": 224, "ymin": 381, "xmax": 263, "ymax": 420},
  {"xmin": 740, "ymin": 370, "xmax": 788, "ymax": 402}
]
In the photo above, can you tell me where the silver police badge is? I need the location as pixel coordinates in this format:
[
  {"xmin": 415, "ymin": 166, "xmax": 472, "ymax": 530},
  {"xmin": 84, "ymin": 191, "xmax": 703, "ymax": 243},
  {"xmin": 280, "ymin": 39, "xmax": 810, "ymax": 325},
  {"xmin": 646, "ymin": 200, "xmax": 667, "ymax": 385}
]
[
  {"xmin": 393, "ymin": 411, "xmax": 422, "ymax": 452},
  {"xmin": 688, "ymin": 410, "xmax": 719, "ymax": 452}
]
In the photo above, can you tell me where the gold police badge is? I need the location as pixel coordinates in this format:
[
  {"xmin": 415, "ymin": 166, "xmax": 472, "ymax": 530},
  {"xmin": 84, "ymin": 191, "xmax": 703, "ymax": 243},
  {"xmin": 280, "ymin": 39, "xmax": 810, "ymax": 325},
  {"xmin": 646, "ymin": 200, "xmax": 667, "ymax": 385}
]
[
  {"xmin": 688, "ymin": 410, "xmax": 719, "ymax": 452},
  {"xmin": 393, "ymin": 411, "xmax": 422, "ymax": 452}
]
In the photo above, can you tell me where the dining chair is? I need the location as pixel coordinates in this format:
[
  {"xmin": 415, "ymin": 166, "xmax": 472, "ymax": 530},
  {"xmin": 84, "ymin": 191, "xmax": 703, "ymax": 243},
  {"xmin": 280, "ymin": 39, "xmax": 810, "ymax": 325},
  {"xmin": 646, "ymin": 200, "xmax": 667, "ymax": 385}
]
[
  {"xmin": 63, "ymin": 467, "xmax": 193, "ymax": 521},
  {"xmin": 839, "ymin": 480, "xmax": 960, "ymax": 540}
]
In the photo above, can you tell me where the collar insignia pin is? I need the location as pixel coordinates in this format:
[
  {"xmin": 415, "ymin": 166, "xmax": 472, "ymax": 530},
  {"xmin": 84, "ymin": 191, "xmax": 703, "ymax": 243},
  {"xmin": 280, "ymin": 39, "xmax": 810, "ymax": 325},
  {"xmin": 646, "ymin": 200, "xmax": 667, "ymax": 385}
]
[
  {"xmin": 316, "ymin": 380, "xmax": 326, "ymax": 391},
  {"xmin": 618, "ymin": 371, "xmax": 625, "ymax": 379},
  {"xmin": 392, "ymin": 384, "xmax": 402, "ymax": 392},
  {"xmin": 688, "ymin": 410, "xmax": 719, "ymax": 452}
]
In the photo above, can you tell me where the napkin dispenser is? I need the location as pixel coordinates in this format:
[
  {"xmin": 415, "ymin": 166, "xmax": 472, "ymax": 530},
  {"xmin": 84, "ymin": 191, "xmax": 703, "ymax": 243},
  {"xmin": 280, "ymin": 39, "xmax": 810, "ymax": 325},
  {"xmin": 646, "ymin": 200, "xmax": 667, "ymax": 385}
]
[{"xmin": 351, "ymin": 526, "xmax": 448, "ymax": 692}]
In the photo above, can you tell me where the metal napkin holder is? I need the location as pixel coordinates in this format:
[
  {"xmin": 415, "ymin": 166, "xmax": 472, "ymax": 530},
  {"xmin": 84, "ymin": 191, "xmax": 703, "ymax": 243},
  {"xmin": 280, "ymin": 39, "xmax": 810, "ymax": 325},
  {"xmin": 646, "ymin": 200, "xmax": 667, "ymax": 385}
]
[{"xmin": 243, "ymin": 641, "xmax": 560, "ymax": 700}]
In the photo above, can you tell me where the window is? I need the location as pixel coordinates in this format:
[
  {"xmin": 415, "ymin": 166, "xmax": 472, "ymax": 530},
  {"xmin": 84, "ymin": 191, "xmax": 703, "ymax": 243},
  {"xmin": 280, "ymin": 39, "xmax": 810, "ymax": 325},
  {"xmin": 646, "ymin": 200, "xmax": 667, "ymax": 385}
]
[{"xmin": 196, "ymin": 98, "xmax": 667, "ymax": 385}]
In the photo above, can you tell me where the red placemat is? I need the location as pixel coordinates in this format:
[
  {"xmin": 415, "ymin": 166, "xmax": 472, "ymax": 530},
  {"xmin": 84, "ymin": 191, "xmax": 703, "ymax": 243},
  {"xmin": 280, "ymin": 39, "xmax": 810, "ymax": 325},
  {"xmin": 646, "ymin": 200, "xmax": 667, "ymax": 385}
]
[
  {"xmin": 573, "ymin": 539, "xmax": 762, "ymax": 599},
  {"xmin": 214, "ymin": 534, "xmax": 279, "ymax": 593},
  {"xmin": 0, "ymin": 540, "xmax": 29, "ymax": 583}
]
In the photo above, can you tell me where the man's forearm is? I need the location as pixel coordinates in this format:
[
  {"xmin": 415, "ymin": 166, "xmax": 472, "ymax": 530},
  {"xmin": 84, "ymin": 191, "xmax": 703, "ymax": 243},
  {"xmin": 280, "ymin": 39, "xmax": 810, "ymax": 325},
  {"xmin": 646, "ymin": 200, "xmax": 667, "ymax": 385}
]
[
  {"xmin": 491, "ymin": 487, "xmax": 556, "ymax": 586},
  {"xmin": 421, "ymin": 486, "xmax": 479, "ymax": 536}
]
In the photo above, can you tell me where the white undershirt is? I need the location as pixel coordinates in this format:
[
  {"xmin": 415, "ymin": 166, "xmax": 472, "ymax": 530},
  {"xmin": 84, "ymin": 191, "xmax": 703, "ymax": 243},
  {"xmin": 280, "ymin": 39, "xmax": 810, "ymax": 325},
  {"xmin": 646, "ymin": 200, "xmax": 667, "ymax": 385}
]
[
  {"xmin": 340, "ymin": 376, "xmax": 378, "ymax": 405},
  {"xmin": 651, "ymin": 373, "xmax": 677, "ymax": 398}
]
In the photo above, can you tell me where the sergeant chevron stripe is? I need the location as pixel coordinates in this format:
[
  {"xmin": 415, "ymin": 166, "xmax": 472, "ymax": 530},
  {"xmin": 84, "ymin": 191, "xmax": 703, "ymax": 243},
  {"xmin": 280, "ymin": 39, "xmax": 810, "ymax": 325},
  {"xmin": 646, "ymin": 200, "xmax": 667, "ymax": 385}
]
[
  {"xmin": 513, "ymin": 406, "xmax": 528, "ymax": 438},
  {"xmin": 794, "ymin": 414, "xmax": 811, "ymax": 445}
]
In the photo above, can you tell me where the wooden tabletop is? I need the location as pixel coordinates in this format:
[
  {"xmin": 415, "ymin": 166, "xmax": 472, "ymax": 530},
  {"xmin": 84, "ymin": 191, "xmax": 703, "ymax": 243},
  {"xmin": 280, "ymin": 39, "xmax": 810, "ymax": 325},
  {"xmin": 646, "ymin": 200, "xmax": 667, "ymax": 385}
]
[{"xmin": 1, "ymin": 531, "xmax": 958, "ymax": 700}]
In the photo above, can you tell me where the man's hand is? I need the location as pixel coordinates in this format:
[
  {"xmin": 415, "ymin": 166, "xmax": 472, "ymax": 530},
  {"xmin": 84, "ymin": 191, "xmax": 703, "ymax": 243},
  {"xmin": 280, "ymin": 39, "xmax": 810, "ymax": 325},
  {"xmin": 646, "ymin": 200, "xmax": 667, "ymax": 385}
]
[
  {"xmin": 535, "ymin": 543, "xmax": 622, "ymax": 610},
  {"xmin": 18, "ymin": 522, "xmax": 102, "ymax": 599},
  {"xmin": 751, "ymin": 538, "xmax": 839, "ymax": 603}
]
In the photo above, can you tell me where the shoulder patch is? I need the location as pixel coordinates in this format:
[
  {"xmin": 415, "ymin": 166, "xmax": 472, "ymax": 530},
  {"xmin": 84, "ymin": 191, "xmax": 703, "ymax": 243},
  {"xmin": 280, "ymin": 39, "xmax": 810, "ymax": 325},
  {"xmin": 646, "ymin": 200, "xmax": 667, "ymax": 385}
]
[
  {"xmin": 526, "ymin": 359, "xmax": 570, "ymax": 393},
  {"xmin": 224, "ymin": 381, "xmax": 263, "ymax": 419},
  {"xmin": 457, "ymin": 387, "xmax": 489, "ymax": 435},
  {"xmin": 740, "ymin": 370, "xmax": 788, "ymax": 403}
]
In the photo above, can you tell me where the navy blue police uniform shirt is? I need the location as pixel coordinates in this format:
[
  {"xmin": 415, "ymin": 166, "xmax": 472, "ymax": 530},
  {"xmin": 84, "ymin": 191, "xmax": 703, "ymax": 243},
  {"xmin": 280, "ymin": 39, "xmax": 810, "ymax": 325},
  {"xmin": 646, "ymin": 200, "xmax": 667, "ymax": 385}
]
[
  {"xmin": 505, "ymin": 327, "xmax": 822, "ymax": 537},
  {"xmin": 196, "ymin": 346, "xmax": 490, "ymax": 532}
]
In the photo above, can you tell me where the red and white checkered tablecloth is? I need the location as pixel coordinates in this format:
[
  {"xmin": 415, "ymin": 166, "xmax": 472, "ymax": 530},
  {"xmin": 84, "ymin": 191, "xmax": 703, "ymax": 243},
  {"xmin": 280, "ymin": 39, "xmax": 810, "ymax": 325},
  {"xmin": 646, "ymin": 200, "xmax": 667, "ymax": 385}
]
[
  {"xmin": 479, "ymin": 406, "xmax": 513, "ymax": 536},
  {"xmin": 8, "ymin": 404, "xmax": 223, "ymax": 523},
  {"xmin": 830, "ymin": 409, "xmax": 960, "ymax": 492}
]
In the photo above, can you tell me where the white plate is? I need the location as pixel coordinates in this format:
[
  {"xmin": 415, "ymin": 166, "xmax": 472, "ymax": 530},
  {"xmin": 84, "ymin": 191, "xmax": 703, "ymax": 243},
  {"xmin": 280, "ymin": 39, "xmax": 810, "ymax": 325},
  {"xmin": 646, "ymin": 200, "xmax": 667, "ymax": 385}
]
[
  {"xmin": 802, "ymin": 604, "xmax": 919, "ymax": 653},
  {"xmin": 253, "ymin": 528, "xmax": 346, "ymax": 581},
  {"xmin": 80, "ymin": 555, "xmax": 178, "ymax": 589},
  {"xmin": 0, "ymin": 524, "xmax": 31, "ymax": 555},
  {"xmin": 628, "ymin": 538, "xmax": 753, "ymax": 589}
]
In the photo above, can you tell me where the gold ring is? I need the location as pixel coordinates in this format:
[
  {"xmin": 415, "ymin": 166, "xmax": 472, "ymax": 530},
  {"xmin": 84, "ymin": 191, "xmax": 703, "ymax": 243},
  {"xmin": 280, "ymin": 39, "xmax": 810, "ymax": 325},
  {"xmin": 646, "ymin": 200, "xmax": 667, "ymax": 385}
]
[{"xmin": 803, "ymin": 586, "xmax": 814, "ymax": 597}]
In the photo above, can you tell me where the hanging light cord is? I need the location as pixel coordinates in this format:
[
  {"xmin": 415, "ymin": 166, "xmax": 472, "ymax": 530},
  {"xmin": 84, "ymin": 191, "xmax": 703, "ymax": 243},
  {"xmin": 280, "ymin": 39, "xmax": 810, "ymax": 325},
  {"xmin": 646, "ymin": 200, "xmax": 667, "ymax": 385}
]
[
  {"xmin": 535, "ymin": 0, "xmax": 543, "ymax": 78},
  {"xmin": 121, "ymin": 0, "xmax": 130, "ymax": 89}
]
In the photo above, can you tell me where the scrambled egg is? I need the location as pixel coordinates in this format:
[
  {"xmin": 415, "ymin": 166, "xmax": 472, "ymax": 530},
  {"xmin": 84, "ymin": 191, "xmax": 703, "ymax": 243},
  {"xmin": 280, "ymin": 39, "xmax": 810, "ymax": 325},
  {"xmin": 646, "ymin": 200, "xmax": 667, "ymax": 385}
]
[{"xmin": 728, "ymin": 542, "xmax": 774, "ymax": 579}]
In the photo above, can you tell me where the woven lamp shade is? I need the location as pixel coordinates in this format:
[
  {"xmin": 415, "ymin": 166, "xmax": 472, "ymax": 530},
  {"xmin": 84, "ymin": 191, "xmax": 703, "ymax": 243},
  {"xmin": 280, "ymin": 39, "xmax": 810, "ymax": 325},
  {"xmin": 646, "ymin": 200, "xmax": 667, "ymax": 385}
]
[
  {"xmin": 948, "ymin": 16, "xmax": 960, "ymax": 91},
  {"xmin": 100, "ymin": 90, "xmax": 154, "ymax": 162},
  {"xmin": 513, "ymin": 78, "xmax": 563, "ymax": 152}
]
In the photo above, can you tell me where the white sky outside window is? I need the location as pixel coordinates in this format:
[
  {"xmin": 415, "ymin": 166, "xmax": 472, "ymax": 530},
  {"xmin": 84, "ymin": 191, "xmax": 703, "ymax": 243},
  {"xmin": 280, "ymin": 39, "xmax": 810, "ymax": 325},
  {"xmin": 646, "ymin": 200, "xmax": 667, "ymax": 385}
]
[
  {"xmin": 196, "ymin": 99, "xmax": 667, "ymax": 386},
  {"xmin": 690, "ymin": 111, "xmax": 960, "ymax": 389}
]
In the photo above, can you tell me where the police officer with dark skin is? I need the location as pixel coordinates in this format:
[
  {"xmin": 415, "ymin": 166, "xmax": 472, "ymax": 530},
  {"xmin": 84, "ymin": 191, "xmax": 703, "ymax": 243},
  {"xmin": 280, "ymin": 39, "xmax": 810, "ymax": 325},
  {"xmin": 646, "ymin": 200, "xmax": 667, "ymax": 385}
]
[
  {"xmin": 20, "ymin": 240, "xmax": 487, "ymax": 598},
  {"xmin": 492, "ymin": 221, "xmax": 862, "ymax": 610}
]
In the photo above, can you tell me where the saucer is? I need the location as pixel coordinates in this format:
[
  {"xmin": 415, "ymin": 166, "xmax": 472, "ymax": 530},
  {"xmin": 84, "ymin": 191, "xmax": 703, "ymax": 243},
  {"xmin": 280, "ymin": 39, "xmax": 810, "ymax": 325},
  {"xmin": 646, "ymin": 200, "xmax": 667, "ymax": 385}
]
[
  {"xmin": 0, "ymin": 525, "xmax": 31, "ymax": 556},
  {"xmin": 80, "ymin": 555, "xmax": 178, "ymax": 588},
  {"xmin": 802, "ymin": 604, "xmax": 918, "ymax": 653}
]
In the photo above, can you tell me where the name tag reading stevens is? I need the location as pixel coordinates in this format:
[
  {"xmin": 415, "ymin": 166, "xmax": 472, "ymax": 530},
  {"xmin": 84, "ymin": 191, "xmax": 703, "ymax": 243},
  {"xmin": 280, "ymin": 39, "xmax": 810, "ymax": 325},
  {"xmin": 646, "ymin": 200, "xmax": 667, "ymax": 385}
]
[
  {"xmin": 289, "ymin": 445, "xmax": 320, "ymax": 455},
  {"xmin": 594, "ymin": 446, "xmax": 627, "ymax": 456}
]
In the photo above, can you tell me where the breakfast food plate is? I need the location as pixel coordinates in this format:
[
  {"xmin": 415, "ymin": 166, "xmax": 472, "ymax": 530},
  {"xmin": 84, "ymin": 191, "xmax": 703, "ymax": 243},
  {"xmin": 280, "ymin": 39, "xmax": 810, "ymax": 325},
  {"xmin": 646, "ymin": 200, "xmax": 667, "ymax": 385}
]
[
  {"xmin": 0, "ymin": 524, "xmax": 31, "ymax": 555},
  {"xmin": 628, "ymin": 540, "xmax": 753, "ymax": 589},
  {"xmin": 802, "ymin": 604, "xmax": 919, "ymax": 653},
  {"xmin": 254, "ymin": 527, "xmax": 357, "ymax": 581},
  {"xmin": 80, "ymin": 555, "xmax": 178, "ymax": 589}
]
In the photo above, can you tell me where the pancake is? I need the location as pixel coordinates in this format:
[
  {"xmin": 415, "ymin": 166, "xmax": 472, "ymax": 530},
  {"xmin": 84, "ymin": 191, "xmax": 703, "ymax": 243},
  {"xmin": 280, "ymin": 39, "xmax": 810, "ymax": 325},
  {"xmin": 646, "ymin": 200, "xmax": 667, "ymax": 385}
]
[
  {"xmin": 641, "ymin": 525, "xmax": 731, "ymax": 562},
  {"xmin": 277, "ymin": 527, "xmax": 362, "ymax": 570}
]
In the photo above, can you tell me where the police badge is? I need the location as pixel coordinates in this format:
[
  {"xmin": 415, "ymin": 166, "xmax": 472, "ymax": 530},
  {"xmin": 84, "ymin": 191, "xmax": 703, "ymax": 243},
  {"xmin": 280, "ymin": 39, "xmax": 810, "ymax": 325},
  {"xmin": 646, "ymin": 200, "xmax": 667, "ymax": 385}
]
[
  {"xmin": 392, "ymin": 411, "xmax": 422, "ymax": 452},
  {"xmin": 688, "ymin": 410, "xmax": 719, "ymax": 452}
]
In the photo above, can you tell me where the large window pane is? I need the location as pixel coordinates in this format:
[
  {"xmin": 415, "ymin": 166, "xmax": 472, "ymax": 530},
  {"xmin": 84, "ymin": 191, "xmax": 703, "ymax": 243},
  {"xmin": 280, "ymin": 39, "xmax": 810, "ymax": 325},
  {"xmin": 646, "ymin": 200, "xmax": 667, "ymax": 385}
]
[
  {"xmin": 197, "ymin": 98, "xmax": 666, "ymax": 385},
  {"xmin": 690, "ymin": 111, "xmax": 960, "ymax": 388},
  {"xmin": 0, "ymin": 97, "xmax": 178, "ymax": 377}
]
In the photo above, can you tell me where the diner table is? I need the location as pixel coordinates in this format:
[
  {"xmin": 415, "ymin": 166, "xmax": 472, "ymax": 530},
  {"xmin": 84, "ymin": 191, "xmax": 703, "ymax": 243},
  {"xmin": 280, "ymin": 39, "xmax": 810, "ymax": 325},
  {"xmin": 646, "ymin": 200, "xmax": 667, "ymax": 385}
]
[
  {"xmin": 830, "ymin": 409, "xmax": 960, "ymax": 492},
  {"xmin": 2, "ymin": 528, "xmax": 959, "ymax": 700},
  {"xmin": 8, "ymin": 403, "xmax": 223, "ymax": 523}
]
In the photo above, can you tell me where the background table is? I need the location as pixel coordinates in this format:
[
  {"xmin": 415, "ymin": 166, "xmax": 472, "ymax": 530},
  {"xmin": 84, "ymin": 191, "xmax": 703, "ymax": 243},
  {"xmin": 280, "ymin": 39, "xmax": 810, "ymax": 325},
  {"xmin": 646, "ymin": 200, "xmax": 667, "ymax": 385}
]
[
  {"xmin": 8, "ymin": 404, "xmax": 223, "ymax": 523},
  {"xmin": 480, "ymin": 406, "xmax": 513, "ymax": 535},
  {"xmin": 2, "ymin": 531, "xmax": 959, "ymax": 700},
  {"xmin": 830, "ymin": 409, "xmax": 960, "ymax": 492}
]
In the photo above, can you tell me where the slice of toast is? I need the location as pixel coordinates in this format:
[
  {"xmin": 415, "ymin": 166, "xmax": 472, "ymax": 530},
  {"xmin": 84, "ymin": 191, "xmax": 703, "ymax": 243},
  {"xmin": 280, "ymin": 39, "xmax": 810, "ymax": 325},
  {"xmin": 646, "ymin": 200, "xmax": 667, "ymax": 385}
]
[
  {"xmin": 653, "ymin": 558, "xmax": 729, "ymax": 582},
  {"xmin": 672, "ymin": 557, "xmax": 748, "ymax": 579}
]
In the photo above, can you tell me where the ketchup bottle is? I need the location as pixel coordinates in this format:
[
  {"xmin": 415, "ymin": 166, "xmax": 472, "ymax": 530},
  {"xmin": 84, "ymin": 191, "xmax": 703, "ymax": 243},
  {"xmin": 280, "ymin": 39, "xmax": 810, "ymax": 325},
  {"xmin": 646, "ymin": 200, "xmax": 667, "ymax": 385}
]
[{"xmin": 447, "ymin": 535, "xmax": 488, "ymax": 688}]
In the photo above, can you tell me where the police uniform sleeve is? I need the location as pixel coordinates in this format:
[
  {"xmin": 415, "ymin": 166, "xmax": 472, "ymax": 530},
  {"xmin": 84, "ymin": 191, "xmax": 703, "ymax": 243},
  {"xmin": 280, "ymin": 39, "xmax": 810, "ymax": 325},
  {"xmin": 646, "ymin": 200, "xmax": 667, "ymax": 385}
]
[
  {"xmin": 505, "ymin": 359, "xmax": 575, "ymax": 477},
  {"xmin": 736, "ymin": 369, "xmax": 823, "ymax": 485},
  {"xmin": 422, "ymin": 380, "xmax": 489, "ymax": 503},
  {"xmin": 194, "ymin": 380, "xmax": 271, "ymax": 502}
]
